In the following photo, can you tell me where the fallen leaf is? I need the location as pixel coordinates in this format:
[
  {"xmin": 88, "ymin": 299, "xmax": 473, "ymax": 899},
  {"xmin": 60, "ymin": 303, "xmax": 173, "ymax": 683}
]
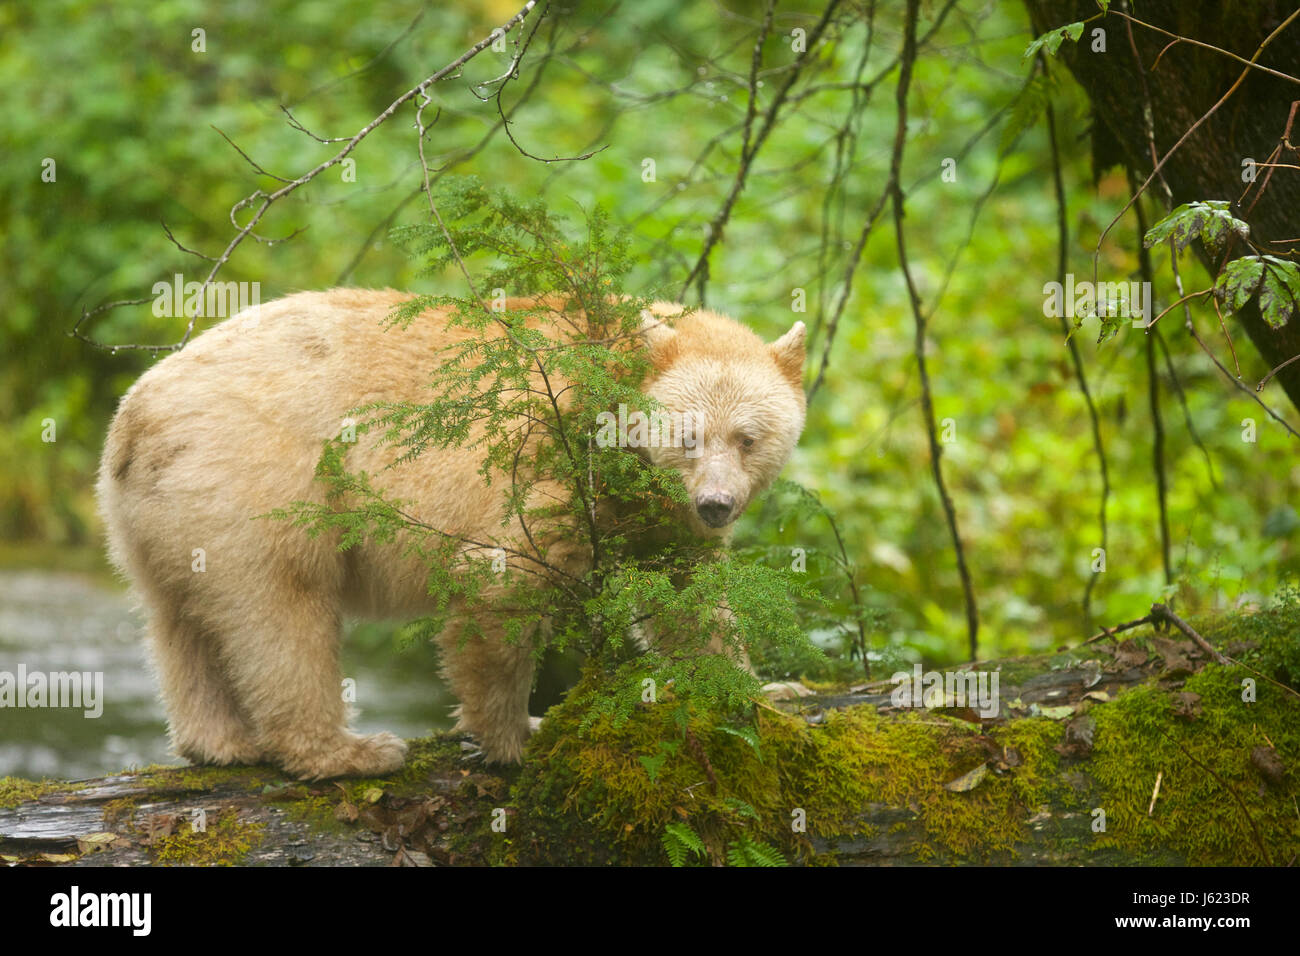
[
  {"xmin": 1171, "ymin": 692, "xmax": 1202, "ymax": 720},
  {"xmin": 334, "ymin": 801, "xmax": 359, "ymax": 823},
  {"xmin": 1251, "ymin": 745, "xmax": 1285, "ymax": 787},
  {"xmin": 1083, "ymin": 690, "xmax": 1110, "ymax": 703},
  {"xmin": 1150, "ymin": 637, "xmax": 1195, "ymax": 677},
  {"xmin": 363, "ymin": 788, "xmax": 384, "ymax": 804},
  {"xmin": 76, "ymin": 832, "xmax": 120, "ymax": 854},
  {"xmin": 944, "ymin": 763, "xmax": 989, "ymax": 792},
  {"xmin": 1056, "ymin": 715, "xmax": 1096, "ymax": 759},
  {"xmin": 1037, "ymin": 704, "xmax": 1076, "ymax": 720},
  {"xmin": 1114, "ymin": 641, "xmax": 1149, "ymax": 669}
]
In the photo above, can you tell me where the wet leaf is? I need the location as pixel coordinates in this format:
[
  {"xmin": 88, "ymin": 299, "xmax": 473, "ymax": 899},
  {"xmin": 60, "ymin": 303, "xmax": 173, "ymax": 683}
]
[
  {"xmin": 1056, "ymin": 714, "xmax": 1096, "ymax": 758},
  {"xmin": 1251, "ymin": 745, "xmax": 1285, "ymax": 787},
  {"xmin": 944, "ymin": 762, "xmax": 989, "ymax": 792},
  {"xmin": 1171, "ymin": 691, "xmax": 1201, "ymax": 720},
  {"xmin": 1037, "ymin": 704, "xmax": 1075, "ymax": 720},
  {"xmin": 76, "ymin": 832, "xmax": 120, "ymax": 854}
]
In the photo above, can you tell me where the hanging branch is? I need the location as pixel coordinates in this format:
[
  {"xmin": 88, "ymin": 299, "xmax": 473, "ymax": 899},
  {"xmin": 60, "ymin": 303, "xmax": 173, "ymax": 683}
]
[
  {"xmin": 889, "ymin": 0, "xmax": 978, "ymax": 659},
  {"xmin": 1130, "ymin": 176, "xmax": 1173, "ymax": 591},
  {"xmin": 71, "ymin": 0, "xmax": 549, "ymax": 353},
  {"xmin": 1043, "ymin": 88, "xmax": 1110, "ymax": 630},
  {"xmin": 678, "ymin": 0, "xmax": 844, "ymax": 304}
]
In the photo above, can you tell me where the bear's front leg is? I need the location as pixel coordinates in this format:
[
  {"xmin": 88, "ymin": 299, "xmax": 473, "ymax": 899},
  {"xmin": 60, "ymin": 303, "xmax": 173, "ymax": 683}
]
[{"xmin": 437, "ymin": 612, "xmax": 537, "ymax": 764}]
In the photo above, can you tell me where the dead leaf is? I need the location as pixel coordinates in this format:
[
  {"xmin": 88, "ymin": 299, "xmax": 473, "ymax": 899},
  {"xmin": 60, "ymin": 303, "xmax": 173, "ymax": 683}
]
[
  {"xmin": 1171, "ymin": 692, "xmax": 1202, "ymax": 720},
  {"xmin": 1251, "ymin": 745, "xmax": 1285, "ymax": 787},
  {"xmin": 334, "ymin": 801, "xmax": 359, "ymax": 823},
  {"xmin": 76, "ymin": 832, "xmax": 120, "ymax": 855},
  {"xmin": 137, "ymin": 812, "xmax": 182, "ymax": 846},
  {"xmin": 944, "ymin": 763, "xmax": 989, "ymax": 793},
  {"xmin": 1055, "ymin": 715, "xmax": 1096, "ymax": 759},
  {"xmin": 1114, "ymin": 641, "xmax": 1149, "ymax": 669},
  {"xmin": 1150, "ymin": 637, "xmax": 1195, "ymax": 677}
]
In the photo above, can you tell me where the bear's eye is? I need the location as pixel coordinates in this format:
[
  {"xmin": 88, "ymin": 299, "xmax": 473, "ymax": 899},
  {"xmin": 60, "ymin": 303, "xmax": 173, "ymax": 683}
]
[{"xmin": 740, "ymin": 435, "xmax": 755, "ymax": 449}]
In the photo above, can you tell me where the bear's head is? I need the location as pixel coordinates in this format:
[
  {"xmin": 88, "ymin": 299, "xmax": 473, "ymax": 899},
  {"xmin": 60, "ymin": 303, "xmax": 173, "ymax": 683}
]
[{"xmin": 638, "ymin": 302, "xmax": 806, "ymax": 539}]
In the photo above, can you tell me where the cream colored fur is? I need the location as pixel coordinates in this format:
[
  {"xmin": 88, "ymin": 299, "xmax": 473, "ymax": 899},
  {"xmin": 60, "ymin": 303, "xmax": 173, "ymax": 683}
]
[{"xmin": 97, "ymin": 289, "xmax": 805, "ymax": 778}]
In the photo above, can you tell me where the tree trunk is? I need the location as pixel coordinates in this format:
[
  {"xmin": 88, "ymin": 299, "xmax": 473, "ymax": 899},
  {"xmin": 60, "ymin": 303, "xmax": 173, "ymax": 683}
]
[{"xmin": 1025, "ymin": 0, "xmax": 1300, "ymax": 412}]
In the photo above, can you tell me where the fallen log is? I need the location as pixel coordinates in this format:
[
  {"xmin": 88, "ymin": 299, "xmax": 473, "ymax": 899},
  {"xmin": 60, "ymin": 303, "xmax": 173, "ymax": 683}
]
[{"xmin": 2, "ymin": 620, "xmax": 1296, "ymax": 866}]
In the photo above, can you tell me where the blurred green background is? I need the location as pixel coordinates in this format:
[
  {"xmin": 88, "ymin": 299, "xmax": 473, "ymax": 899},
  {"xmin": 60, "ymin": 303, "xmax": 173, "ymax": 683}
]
[{"xmin": 1, "ymin": 0, "xmax": 1297, "ymax": 775}]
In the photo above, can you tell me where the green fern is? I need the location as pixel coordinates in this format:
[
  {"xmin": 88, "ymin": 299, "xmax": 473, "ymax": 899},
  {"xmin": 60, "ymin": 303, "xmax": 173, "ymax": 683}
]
[
  {"xmin": 662, "ymin": 822, "xmax": 707, "ymax": 867},
  {"xmin": 726, "ymin": 836, "xmax": 788, "ymax": 867}
]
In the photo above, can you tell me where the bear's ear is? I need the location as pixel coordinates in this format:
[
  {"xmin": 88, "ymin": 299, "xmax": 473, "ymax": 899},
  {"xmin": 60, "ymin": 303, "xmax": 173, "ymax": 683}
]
[
  {"xmin": 769, "ymin": 321, "xmax": 806, "ymax": 387},
  {"xmin": 640, "ymin": 308, "xmax": 680, "ymax": 369}
]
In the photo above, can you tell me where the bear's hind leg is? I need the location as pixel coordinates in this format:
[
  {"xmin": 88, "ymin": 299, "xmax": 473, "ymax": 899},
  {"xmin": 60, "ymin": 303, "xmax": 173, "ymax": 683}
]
[
  {"xmin": 217, "ymin": 590, "xmax": 408, "ymax": 780},
  {"xmin": 144, "ymin": 606, "xmax": 263, "ymax": 767}
]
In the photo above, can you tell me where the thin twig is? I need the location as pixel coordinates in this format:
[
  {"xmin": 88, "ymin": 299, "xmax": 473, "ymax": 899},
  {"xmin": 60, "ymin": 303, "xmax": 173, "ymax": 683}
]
[
  {"xmin": 72, "ymin": 0, "xmax": 546, "ymax": 352},
  {"xmin": 890, "ymin": 0, "xmax": 978, "ymax": 659}
]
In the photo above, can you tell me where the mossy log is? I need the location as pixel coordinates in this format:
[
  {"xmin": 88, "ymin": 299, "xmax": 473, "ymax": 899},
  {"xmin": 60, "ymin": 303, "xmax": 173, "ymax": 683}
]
[{"xmin": 2, "ymin": 622, "xmax": 1296, "ymax": 866}]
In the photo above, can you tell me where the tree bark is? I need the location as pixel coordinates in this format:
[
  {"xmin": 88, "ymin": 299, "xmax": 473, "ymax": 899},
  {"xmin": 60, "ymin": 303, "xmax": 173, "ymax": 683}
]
[{"xmin": 1025, "ymin": 0, "xmax": 1300, "ymax": 412}]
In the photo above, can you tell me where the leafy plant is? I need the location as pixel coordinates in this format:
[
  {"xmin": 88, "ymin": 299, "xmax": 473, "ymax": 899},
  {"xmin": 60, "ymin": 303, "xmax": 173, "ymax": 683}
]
[
  {"xmin": 661, "ymin": 822, "xmax": 707, "ymax": 867},
  {"xmin": 1213, "ymin": 256, "xmax": 1300, "ymax": 329},
  {"xmin": 1143, "ymin": 200, "xmax": 1300, "ymax": 329},
  {"xmin": 1142, "ymin": 200, "xmax": 1250, "ymax": 256},
  {"xmin": 1022, "ymin": 21, "xmax": 1084, "ymax": 60}
]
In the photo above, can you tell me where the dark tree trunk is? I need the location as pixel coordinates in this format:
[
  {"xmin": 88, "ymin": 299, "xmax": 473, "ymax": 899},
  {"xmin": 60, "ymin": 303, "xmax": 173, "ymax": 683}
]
[{"xmin": 1025, "ymin": 0, "xmax": 1300, "ymax": 412}]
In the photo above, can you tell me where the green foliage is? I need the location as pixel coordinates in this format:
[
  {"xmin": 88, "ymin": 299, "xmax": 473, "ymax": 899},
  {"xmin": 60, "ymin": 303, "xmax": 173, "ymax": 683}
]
[
  {"xmin": 661, "ymin": 821, "xmax": 706, "ymax": 867},
  {"xmin": 1214, "ymin": 256, "xmax": 1300, "ymax": 329},
  {"xmin": 1143, "ymin": 201, "xmax": 1298, "ymax": 329},
  {"xmin": 1022, "ymin": 21, "xmax": 1084, "ymax": 60},
  {"xmin": 1228, "ymin": 582, "xmax": 1300, "ymax": 686},
  {"xmin": 999, "ymin": 73, "xmax": 1055, "ymax": 158},
  {"xmin": 1142, "ymin": 200, "xmax": 1250, "ymax": 256},
  {"xmin": 726, "ymin": 835, "xmax": 787, "ymax": 867},
  {"xmin": 10, "ymin": 0, "xmax": 1300, "ymax": 684}
]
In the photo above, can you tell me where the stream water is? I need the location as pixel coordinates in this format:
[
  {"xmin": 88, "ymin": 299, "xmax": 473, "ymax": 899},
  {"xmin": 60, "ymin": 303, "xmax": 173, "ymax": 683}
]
[{"xmin": 0, "ymin": 570, "xmax": 455, "ymax": 781}]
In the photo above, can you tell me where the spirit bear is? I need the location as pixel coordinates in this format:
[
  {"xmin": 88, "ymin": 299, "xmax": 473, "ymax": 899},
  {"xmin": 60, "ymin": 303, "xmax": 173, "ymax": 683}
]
[{"xmin": 97, "ymin": 289, "xmax": 806, "ymax": 779}]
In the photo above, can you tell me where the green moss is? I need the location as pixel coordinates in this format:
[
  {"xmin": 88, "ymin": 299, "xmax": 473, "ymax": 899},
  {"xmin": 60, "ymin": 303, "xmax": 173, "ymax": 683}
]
[
  {"xmin": 0, "ymin": 776, "xmax": 84, "ymax": 808},
  {"xmin": 102, "ymin": 797, "xmax": 140, "ymax": 830},
  {"xmin": 130, "ymin": 762, "xmax": 282, "ymax": 792},
  {"xmin": 1087, "ymin": 663, "xmax": 1300, "ymax": 865},
  {"xmin": 509, "ymin": 668, "xmax": 1078, "ymax": 865},
  {"xmin": 339, "ymin": 735, "xmax": 471, "ymax": 803},
  {"xmin": 992, "ymin": 717, "xmax": 1069, "ymax": 810},
  {"xmin": 149, "ymin": 808, "xmax": 264, "ymax": 866}
]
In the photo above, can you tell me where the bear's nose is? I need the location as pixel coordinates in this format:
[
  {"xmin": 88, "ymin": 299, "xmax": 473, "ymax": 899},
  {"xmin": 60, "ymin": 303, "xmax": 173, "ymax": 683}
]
[{"xmin": 695, "ymin": 493, "xmax": 736, "ymax": 528}]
